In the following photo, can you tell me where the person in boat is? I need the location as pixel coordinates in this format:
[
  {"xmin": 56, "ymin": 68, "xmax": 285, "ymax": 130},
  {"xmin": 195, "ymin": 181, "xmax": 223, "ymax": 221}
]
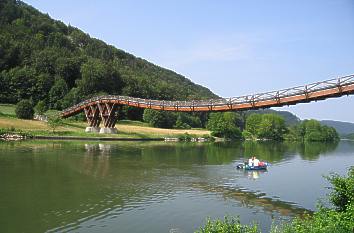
[
  {"xmin": 248, "ymin": 157, "xmax": 254, "ymax": 167},
  {"xmin": 253, "ymin": 156, "xmax": 260, "ymax": 167}
]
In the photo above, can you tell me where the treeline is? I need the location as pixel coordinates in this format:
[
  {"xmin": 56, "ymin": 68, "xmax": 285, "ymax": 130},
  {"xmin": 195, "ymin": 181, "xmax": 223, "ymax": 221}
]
[
  {"xmin": 0, "ymin": 0, "xmax": 216, "ymax": 119},
  {"xmin": 142, "ymin": 110, "xmax": 339, "ymax": 142}
]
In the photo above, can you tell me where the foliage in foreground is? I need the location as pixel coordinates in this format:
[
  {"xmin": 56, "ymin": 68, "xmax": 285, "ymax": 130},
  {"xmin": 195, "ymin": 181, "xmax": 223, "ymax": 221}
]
[
  {"xmin": 197, "ymin": 167, "xmax": 354, "ymax": 233},
  {"xmin": 196, "ymin": 216, "xmax": 260, "ymax": 233}
]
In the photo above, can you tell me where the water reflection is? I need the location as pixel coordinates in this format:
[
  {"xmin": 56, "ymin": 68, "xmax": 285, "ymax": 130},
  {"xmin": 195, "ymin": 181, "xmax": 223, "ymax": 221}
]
[
  {"xmin": 242, "ymin": 140, "xmax": 339, "ymax": 163},
  {"xmin": 0, "ymin": 140, "xmax": 351, "ymax": 233},
  {"xmin": 193, "ymin": 182, "xmax": 311, "ymax": 217},
  {"xmin": 244, "ymin": 170, "xmax": 267, "ymax": 180},
  {"xmin": 297, "ymin": 141, "xmax": 339, "ymax": 160}
]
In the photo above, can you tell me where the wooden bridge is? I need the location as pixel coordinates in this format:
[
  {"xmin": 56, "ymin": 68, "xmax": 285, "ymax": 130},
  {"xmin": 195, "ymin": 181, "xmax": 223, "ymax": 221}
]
[{"xmin": 61, "ymin": 74, "xmax": 354, "ymax": 133}]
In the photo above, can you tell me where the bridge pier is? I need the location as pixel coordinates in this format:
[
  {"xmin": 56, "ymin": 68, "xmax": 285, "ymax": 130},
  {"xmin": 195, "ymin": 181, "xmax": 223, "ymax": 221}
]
[
  {"xmin": 85, "ymin": 127, "xmax": 101, "ymax": 133},
  {"xmin": 99, "ymin": 127, "xmax": 118, "ymax": 134},
  {"xmin": 82, "ymin": 103, "xmax": 119, "ymax": 134}
]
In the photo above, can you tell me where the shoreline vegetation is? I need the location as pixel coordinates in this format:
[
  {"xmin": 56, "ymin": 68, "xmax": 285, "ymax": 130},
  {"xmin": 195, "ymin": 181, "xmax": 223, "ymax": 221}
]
[
  {"xmin": 0, "ymin": 104, "xmax": 341, "ymax": 142},
  {"xmin": 0, "ymin": 104, "xmax": 213, "ymax": 141}
]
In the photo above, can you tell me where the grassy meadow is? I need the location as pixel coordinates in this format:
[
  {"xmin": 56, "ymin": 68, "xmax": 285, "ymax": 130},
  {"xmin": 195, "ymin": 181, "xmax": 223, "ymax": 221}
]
[{"xmin": 0, "ymin": 104, "xmax": 210, "ymax": 139}]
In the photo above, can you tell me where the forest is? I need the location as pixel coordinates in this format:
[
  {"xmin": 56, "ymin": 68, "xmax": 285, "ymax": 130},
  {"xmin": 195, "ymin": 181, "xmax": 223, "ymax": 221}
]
[{"xmin": 0, "ymin": 0, "xmax": 216, "ymax": 114}]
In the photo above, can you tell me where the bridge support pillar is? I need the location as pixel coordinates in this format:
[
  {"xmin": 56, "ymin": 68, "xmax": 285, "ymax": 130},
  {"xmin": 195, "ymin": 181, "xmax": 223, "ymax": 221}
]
[
  {"xmin": 85, "ymin": 127, "xmax": 101, "ymax": 133},
  {"xmin": 99, "ymin": 127, "xmax": 118, "ymax": 134}
]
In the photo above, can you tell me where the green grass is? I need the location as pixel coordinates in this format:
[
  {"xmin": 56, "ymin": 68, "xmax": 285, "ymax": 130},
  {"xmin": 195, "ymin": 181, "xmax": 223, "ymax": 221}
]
[
  {"xmin": 0, "ymin": 104, "xmax": 210, "ymax": 139},
  {"xmin": 0, "ymin": 104, "xmax": 16, "ymax": 117},
  {"xmin": 117, "ymin": 120, "xmax": 150, "ymax": 127}
]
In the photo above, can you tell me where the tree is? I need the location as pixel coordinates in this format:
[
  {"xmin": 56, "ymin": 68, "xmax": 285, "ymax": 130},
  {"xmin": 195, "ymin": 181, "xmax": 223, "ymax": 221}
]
[
  {"xmin": 34, "ymin": 100, "xmax": 47, "ymax": 115},
  {"xmin": 77, "ymin": 58, "xmax": 116, "ymax": 97},
  {"xmin": 285, "ymin": 119, "xmax": 339, "ymax": 142},
  {"xmin": 143, "ymin": 109, "xmax": 176, "ymax": 128},
  {"xmin": 207, "ymin": 112, "xmax": 242, "ymax": 139},
  {"xmin": 47, "ymin": 115, "xmax": 64, "ymax": 133},
  {"xmin": 0, "ymin": 0, "xmax": 217, "ymax": 114},
  {"xmin": 245, "ymin": 114, "xmax": 262, "ymax": 136},
  {"xmin": 256, "ymin": 114, "xmax": 286, "ymax": 140},
  {"xmin": 49, "ymin": 78, "xmax": 68, "ymax": 110},
  {"xmin": 15, "ymin": 99, "xmax": 34, "ymax": 119},
  {"xmin": 245, "ymin": 113, "xmax": 287, "ymax": 140},
  {"xmin": 174, "ymin": 114, "xmax": 191, "ymax": 129}
]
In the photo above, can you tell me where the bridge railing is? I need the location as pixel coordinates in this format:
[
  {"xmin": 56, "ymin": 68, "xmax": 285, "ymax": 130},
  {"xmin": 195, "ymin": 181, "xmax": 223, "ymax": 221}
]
[{"xmin": 62, "ymin": 74, "xmax": 354, "ymax": 114}]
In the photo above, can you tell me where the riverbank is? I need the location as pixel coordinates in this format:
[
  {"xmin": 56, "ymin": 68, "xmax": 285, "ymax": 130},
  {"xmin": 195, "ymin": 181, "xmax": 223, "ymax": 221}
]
[{"xmin": 0, "ymin": 104, "xmax": 211, "ymax": 140}]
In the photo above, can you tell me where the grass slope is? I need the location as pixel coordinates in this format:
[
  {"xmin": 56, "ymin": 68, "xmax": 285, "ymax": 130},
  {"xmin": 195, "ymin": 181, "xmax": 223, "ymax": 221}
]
[{"xmin": 0, "ymin": 104, "xmax": 210, "ymax": 138}]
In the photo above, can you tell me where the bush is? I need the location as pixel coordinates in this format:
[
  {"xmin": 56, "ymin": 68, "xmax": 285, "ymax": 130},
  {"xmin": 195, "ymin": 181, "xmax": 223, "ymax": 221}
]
[
  {"xmin": 326, "ymin": 167, "xmax": 354, "ymax": 212},
  {"xmin": 242, "ymin": 130, "xmax": 253, "ymax": 140},
  {"xmin": 34, "ymin": 100, "xmax": 47, "ymax": 115},
  {"xmin": 178, "ymin": 133, "xmax": 194, "ymax": 141},
  {"xmin": 272, "ymin": 167, "xmax": 354, "ymax": 233},
  {"xmin": 47, "ymin": 115, "xmax": 64, "ymax": 132},
  {"xmin": 15, "ymin": 99, "xmax": 34, "ymax": 119},
  {"xmin": 196, "ymin": 216, "xmax": 260, "ymax": 233}
]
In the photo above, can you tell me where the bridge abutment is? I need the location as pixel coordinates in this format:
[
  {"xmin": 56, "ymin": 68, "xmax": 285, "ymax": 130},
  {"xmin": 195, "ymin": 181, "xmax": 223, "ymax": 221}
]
[
  {"xmin": 99, "ymin": 127, "xmax": 118, "ymax": 134},
  {"xmin": 85, "ymin": 127, "xmax": 101, "ymax": 133}
]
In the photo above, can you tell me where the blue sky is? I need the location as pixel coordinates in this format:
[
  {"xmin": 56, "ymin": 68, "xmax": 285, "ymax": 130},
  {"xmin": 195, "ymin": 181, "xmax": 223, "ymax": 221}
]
[{"xmin": 25, "ymin": 0, "xmax": 354, "ymax": 122}]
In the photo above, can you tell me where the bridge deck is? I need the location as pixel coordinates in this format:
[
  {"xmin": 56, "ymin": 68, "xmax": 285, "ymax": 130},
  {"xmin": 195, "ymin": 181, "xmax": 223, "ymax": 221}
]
[{"xmin": 62, "ymin": 74, "xmax": 354, "ymax": 118}]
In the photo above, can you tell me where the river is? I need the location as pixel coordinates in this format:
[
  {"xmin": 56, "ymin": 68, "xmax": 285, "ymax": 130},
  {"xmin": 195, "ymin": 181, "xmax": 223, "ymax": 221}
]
[{"xmin": 0, "ymin": 140, "xmax": 353, "ymax": 233}]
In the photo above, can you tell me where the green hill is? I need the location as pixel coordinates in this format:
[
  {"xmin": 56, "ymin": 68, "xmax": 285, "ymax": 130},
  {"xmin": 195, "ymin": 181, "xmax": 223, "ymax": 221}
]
[
  {"xmin": 320, "ymin": 120, "xmax": 354, "ymax": 136},
  {"xmin": 246, "ymin": 109, "xmax": 301, "ymax": 126},
  {"xmin": 346, "ymin": 133, "xmax": 354, "ymax": 140},
  {"xmin": 0, "ymin": 0, "xmax": 217, "ymax": 113}
]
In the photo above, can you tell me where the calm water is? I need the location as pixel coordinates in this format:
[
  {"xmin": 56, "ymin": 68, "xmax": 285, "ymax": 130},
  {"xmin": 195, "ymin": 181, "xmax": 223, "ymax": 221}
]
[{"xmin": 0, "ymin": 140, "xmax": 353, "ymax": 233}]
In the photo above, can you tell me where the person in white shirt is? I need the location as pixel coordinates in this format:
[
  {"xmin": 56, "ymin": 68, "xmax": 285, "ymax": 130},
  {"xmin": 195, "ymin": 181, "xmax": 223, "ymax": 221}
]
[
  {"xmin": 248, "ymin": 157, "xmax": 254, "ymax": 167},
  {"xmin": 253, "ymin": 157, "xmax": 260, "ymax": 167}
]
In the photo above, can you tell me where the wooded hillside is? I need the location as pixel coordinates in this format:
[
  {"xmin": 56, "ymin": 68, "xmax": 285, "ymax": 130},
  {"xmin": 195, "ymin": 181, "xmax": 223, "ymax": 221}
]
[{"xmin": 0, "ymin": 0, "xmax": 217, "ymax": 112}]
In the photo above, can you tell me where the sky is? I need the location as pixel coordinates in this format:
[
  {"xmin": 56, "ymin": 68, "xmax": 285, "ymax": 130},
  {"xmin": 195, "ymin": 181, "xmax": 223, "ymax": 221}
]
[{"xmin": 25, "ymin": 0, "xmax": 354, "ymax": 122}]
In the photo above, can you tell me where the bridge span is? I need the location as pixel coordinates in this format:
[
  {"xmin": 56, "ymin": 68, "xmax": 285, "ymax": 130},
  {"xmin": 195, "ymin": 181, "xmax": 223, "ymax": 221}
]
[{"xmin": 61, "ymin": 74, "xmax": 354, "ymax": 133}]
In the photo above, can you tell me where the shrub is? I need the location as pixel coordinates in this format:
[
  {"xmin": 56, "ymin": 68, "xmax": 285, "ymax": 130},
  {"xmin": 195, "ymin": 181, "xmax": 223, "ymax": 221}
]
[
  {"xmin": 272, "ymin": 167, "xmax": 354, "ymax": 233},
  {"xmin": 178, "ymin": 133, "xmax": 194, "ymax": 141},
  {"xmin": 47, "ymin": 115, "xmax": 64, "ymax": 133},
  {"xmin": 326, "ymin": 167, "xmax": 354, "ymax": 212},
  {"xmin": 34, "ymin": 100, "xmax": 47, "ymax": 115},
  {"xmin": 15, "ymin": 99, "xmax": 34, "ymax": 119},
  {"xmin": 196, "ymin": 216, "xmax": 260, "ymax": 233}
]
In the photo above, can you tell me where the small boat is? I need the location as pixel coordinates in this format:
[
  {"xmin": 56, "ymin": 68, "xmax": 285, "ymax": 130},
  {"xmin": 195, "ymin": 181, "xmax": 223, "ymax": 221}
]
[{"xmin": 236, "ymin": 162, "xmax": 268, "ymax": 170}]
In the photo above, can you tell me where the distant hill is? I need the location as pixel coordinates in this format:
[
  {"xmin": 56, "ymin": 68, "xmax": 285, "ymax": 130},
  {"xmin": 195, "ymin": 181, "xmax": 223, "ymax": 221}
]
[
  {"xmin": 320, "ymin": 120, "xmax": 354, "ymax": 136},
  {"xmin": 345, "ymin": 133, "xmax": 354, "ymax": 140},
  {"xmin": 246, "ymin": 109, "xmax": 301, "ymax": 126},
  {"xmin": 0, "ymin": 0, "xmax": 217, "ymax": 113}
]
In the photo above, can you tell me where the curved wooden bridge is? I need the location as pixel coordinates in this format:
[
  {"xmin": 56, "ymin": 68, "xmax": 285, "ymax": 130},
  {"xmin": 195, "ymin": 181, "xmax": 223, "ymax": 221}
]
[{"xmin": 61, "ymin": 74, "xmax": 354, "ymax": 132}]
